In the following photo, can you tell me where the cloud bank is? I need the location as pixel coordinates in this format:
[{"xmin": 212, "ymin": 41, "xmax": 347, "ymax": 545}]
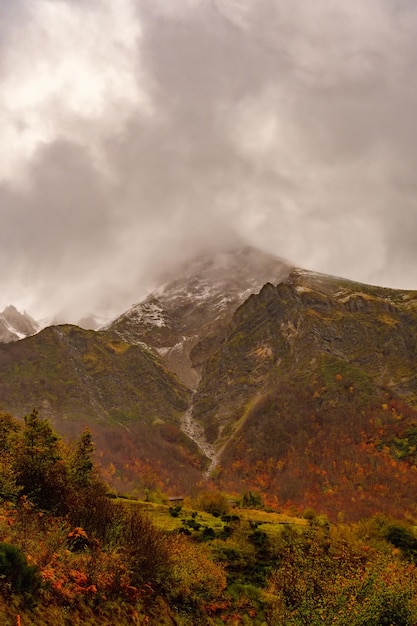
[{"xmin": 1, "ymin": 0, "xmax": 417, "ymax": 320}]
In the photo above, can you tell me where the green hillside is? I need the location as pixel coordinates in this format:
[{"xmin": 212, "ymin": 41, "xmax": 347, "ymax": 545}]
[
  {"xmin": 0, "ymin": 325, "xmax": 206, "ymax": 495},
  {"xmin": 0, "ymin": 324, "xmax": 190, "ymax": 424}
]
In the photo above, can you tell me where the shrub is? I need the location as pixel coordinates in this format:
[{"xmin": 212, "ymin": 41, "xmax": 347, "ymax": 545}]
[
  {"xmin": 0, "ymin": 542, "xmax": 39, "ymax": 595},
  {"xmin": 167, "ymin": 533, "xmax": 226, "ymax": 605},
  {"xmin": 385, "ymin": 523, "xmax": 417, "ymax": 562},
  {"xmin": 240, "ymin": 491, "xmax": 264, "ymax": 509},
  {"xmin": 121, "ymin": 507, "xmax": 173, "ymax": 592},
  {"xmin": 303, "ymin": 507, "xmax": 317, "ymax": 522},
  {"xmin": 193, "ymin": 491, "xmax": 230, "ymax": 517},
  {"xmin": 169, "ymin": 506, "xmax": 182, "ymax": 518},
  {"xmin": 267, "ymin": 524, "xmax": 417, "ymax": 626},
  {"xmin": 68, "ymin": 487, "xmax": 123, "ymax": 545}
]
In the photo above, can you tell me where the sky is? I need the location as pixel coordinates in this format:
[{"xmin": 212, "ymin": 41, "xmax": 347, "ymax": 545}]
[{"xmin": 1, "ymin": 0, "xmax": 417, "ymax": 322}]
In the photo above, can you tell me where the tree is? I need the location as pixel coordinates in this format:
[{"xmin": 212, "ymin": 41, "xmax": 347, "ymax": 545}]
[
  {"xmin": 0, "ymin": 412, "xmax": 19, "ymax": 453},
  {"xmin": 14, "ymin": 410, "xmax": 69, "ymax": 513},
  {"xmin": 0, "ymin": 413, "xmax": 21, "ymax": 502},
  {"xmin": 70, "ymin": 427, "xmax": 94, "ymax": 488}
]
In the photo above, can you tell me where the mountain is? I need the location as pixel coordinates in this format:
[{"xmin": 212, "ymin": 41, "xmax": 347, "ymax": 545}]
[
  {"xmin": 192, "ymin": 268, "xmax": 417, "ymax": 519},
  {"xmin": 0, "ymin": 246, "xmax": 290, "ymax": 495},
  {"xmin": 0, "ymin": 305, "xmax": 39, "ymax": 342},
  {"xmin": 105, "ymin": 246, "xmax": 290, "ymax": 387},
  {"xmin": 0, "ymin": 324, "xmax": 204, "ymax": 493},
  {"xmin": 77, "ymin": 313, "xmax": 111, "ymax": 330},
  {"xmin": 0, "ymin": 309, "xmax": 110, "ymax": 338},
  {"xmin": 2, "ymin": 247, "xmax": 417, "ymax": 519}
]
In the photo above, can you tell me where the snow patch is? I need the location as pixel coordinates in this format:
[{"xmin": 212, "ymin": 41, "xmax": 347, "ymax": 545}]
[
  {"xmin": 155, "ymin": 346, "xmax": 170, "ymax": 356},
  {"xmin": 2, "ymin": 319, "xmax": 26, "ymax": 339},
  {"xmin": 294, "ymin": 285, "xmax": 312, "ymax": 294},
  {"xmin": 213, "ymin": 296, "xmax": 231, "ymax": 310},
  {"xmin": 128, "ymin": 301, "xmax": 168, "ymax": 328}
]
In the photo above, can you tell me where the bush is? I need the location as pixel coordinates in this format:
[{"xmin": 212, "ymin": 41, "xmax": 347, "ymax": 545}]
[
  {"xmin": 385, "ymin": 524, "xmax": 417, "ymax": 562},
  {"xmin": 167, "ymin": 534, "xmax": 226, "ymax": 605},
  {"xmin": 68, "ymin": 486, "xmax": 123, "ymax": 544},
  {"xmin": 240, "ymin": 491, "xmax": 264, "ymax": 509},
  {"xmin": 169, "ymin": 506, "xmax": 182, "ymax": 518},
  {"xmin": 121, "ymin": 508, "xmax": 173, "ymax": 592},
  {"xmin": 267, "ymin": 525, "xmax": 417, "ymax": 626},
  {"xmin": 303, "ymin": 507, "xmax": 317, "ymax": 522},
  {"xmin": 193, "ymin": 491, "xmax": 230, "ymax": 517},
  {"xmin": 0, "ymin": 542, "xmax": 39, "ymax": 595}
]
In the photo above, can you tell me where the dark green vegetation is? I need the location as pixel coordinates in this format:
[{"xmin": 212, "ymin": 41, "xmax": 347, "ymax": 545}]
[{"xmin": 2, "ymin": 413, "xmax": 417, "ymax": 624}]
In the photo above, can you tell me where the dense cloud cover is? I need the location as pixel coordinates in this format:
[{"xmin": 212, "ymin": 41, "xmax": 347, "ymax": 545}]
[{"xmin": 1, "ymin": 0, "xmax": 417, "ymax": 321}]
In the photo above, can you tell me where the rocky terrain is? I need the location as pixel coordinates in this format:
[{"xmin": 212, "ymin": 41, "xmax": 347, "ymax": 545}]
[{"xmin": 105, "ymin": 246, "xmax": 290, "ymax": 387}]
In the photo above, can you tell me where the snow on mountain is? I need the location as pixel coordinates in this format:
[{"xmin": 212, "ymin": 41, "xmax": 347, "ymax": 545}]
[
  {"xmin": 108, "ymin": 247, "xmax": 291, "ymax": 331},
  {"xmin": 105, "ymin": 246, "xmax": 291, "ymax": 387},
  {"xmin": 0, "ymin": 305, "xmax": 39, "ymax": 343},
  {"xmin": 121, "ymin": 300, "xmax": 168, "ymax": 329}
]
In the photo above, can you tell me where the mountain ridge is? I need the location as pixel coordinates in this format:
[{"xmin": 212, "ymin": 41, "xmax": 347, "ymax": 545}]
[
  {"xmin": 105, "ymin": 246, "xmax": 290, "ymax": 387},
  {"xmin": 0, "ymin": 305, "xmax": 39, "ymax": 343},
  {"xmin": 188, "ymin": 265, "xmax": 417, "ymax": 518},
  {"xmin": 1, "ymin": 247, "xmax": 417, "ymax": 519},
  {"xmin": 193, "ymin": 266, "xmax": 417, "ymax": 444}
]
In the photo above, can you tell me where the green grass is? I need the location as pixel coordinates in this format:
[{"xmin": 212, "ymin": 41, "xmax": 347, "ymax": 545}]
[{"xmin": 118, "ymin": 499, "xmax": 308, "ymax": 538}]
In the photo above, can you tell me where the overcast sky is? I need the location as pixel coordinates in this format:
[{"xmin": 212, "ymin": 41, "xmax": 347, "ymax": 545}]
[{"xmin": 1, "ymin": 0, "xmax": 417, "ymax": 321}]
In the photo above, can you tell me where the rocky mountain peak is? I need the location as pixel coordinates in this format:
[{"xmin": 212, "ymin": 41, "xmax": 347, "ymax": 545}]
[
  {"xmin": 105, "ymin": 246, "xmax": 291, "ymax": 387},
  {"xmin": 0, "ymin": 305, "xmax": 39, "ymax": 343}
]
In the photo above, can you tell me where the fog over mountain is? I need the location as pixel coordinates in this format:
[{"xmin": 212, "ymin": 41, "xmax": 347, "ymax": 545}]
[{"xmin": 1, "ymin": 0, "xmax": 417, "ymax": 322}]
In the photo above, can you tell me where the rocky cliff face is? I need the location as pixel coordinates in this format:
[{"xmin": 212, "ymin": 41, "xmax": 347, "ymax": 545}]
[
  {"xmin": 105, "ymin": 246, "xmax": 290, "ymax": 387},
  {"xmin": 190, "ymin": 268, "xmax": 417, "ymax": 518},
  {"xmin": 193, "ymin": 269, "xmax": 417, "ymax": 446}
]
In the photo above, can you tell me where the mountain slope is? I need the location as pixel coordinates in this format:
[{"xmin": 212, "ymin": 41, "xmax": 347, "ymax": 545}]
[
  {"xmin": 0, "ymin": 305, "xmax": 39, "ymax": 342},
  {"xmin": 0, "ymin": 324, "xmax": 204, "ymax": 493},
  {"xmin": 2, "ymin": 248, "xmax": 417, "ymax": 518},
  {"xmin": 191, "ymin": 268, "xmax": 417, "ymax": 519},
  {"xmin": 105, "ymin": 246, "xmax": 290, "ymax": 387}
]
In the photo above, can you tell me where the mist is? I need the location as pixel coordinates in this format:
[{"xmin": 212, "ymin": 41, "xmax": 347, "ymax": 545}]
[{"xmin": 1, "ymin": 0, "xmax": 417, "ymax": 322}]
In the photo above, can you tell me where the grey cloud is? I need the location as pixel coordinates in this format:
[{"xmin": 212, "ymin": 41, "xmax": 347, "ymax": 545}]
[
  {"xmin": 130, "ymin": 1, "xmax": 417, "ymax": 280},
  {"xmin": 0, "ymin": 142, "xmax": 121, "ymax": 317},
  {"xmin": 1, "ymin": 143, "xmax": 111, "ymax": 259},
  {"xmin": 1, "ymin": 0, "xmax": 417, "ymax": 321}
]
